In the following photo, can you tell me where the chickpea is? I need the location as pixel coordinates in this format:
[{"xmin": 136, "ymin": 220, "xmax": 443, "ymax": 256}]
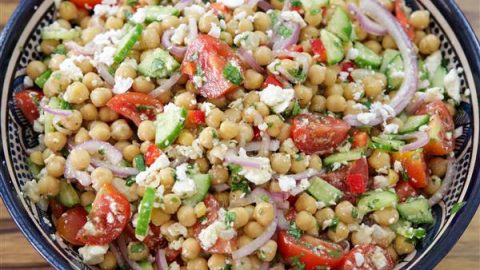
[
  {"xmin": 229, "ymin": 207, "xmax": 250, "ymax": 229},
  {"xmin": 39, "ymin": 39, "xmax": 56, "ymax": 55},
  {"xmin": 159, "ymin": 168, "xmax": 175, "ymax": 190},
  {"xmin": 244, "ymin": 221, "xmax": 264, "ymax": 239},
  {"xmin": 44, "ymin": 132, "xmax": 67, "ymax": 152},
  {"xmin": 236, "ymin": 123, "xmax": 254, "ymax": 145},
  {"xmin": 140, "ymin": 28, "xmax": 160, "ymax": 49},
  {"xmin": 295, "ymin": 211, "xmax": 316, "ymax": 231},
  {"xmin": 91, "ymin": 167, "xmax": 113, "ymax": 188},
  {"xmin": 90, "ymin": 87, "xmax": 112, "ymax": 107},
  {"xmin": 382, "ymin": 35, "xmax": 397, "ymax": 49},
  {"xmin": 209, "ymin": 165, "xmax": 229, "ymax": 185},
  {"xmin": 264, "ymin": 115, "xmax": 283, "ymax": 137},
  {"xmin": 224, "ymin": 108, "xmax": 242, "ymax": 123},
  {"xmin": 351, "ymin": 229, "xmax": 373, "ymax": 246},
  {"xmin": 26, "ymin": 61, "xmax": 47, "ymax": 80},
  {"xmin": 363, "ymin": 76, "xmax": 384, "ymax": 98},
  {"xmin": 98, "ymin": 107, "xmax": 119, "ymax": 122},
  {"xmin": 80, "ymin": 191, "xmax": 95, "ymax": 207},
  {"xmin": 105, "ymin": 17, "xmax": 123, "ymax": 30},
  {"xmin": 295, "ymin": 193, "xmax": 317, "ymax": 214},
  {"xmin": 291, "ymin": 154, "xmax": 309, "ymax": 173},
  {"xmin": 195, "ymin": 158, "xmax": 209, "ymax": 174},
  {"xmin": 424, "ymin": 176, "xmax": 442, "ymax": 195},
  {"xmin": 327, "ymin": 222, "xmax": 349, "ymax": 242},
  {"xmin": 326, "ymin": 94, "xmax": 347, "ymax": 113},
  {"xmin": 372, "ymin": 227, "xmax": 396, "ymax": 248},
  {"xmin": 238, "ymin": 235, "xmax": 253, "ymax": 248},
  {"xmin": 419, "ymin": 34, "xmax": 440, "ymax": 55},
  {"xmin": 270, "ymin": 153, "xmax": 291, "ymax": 174},
  {"xmin": 305, "ymin": 9, "xmax": 323, "ymax": 27},
  {"xmin": 368, "ymin": 150, "xmax": 391, "ymax": 171},
  {"xmin": 127, "ymin": 242, "xmax": 149, "ymax": 261},
  {"xmin": 30, "ymin": 151, "xmax": 44, "ymax": 166},
  {"xmin": 428, "ymin": 157, "xmax": 448, "ymax": 177},
  {"xmin": 74, "ymin": 128, "xmax": 91, "ymax": 144},
  {"xmin": 394, "ymin": 235, "xmax": 415, "ymax": 255},
  {"xmin": 151, "ymin": 208, "xmax": 171, "ymax": 226},
  {"xmin": 182, "ymin": 238, "xmax": 201, "ymax": 260},
  {"xmin": 89, "ymin": 122, "xmax": 111, "ymax": 141},
  {"xmin": 335, "ymin": 201, "xmax": 359, "ymax": 224},
  {"xmin": 217, "ymin": 120, "xmax": 239, "ymax": 140},
  {"xmin": 174, "ymin": 91, "xmax": 196, "ymax": 109},
  {"xmin": 253, "ymin": 46, "xmax": 273, "ymax": 66},
  {"xmin": 194, "ymin": 202, "xmax": 207, "ymax": 218},
  {"xmin": 309, "ymin": 95, "xmax": 327, "ymax": 112},
  {"xmin": 364, "ymin": 40, "xmax": 382, "ymax": 54},
  {"xmin": 410, "ymin": 10, "xmax": 430, "ymax": 30},
  {"xmin": 46, "ymin": 156, "xmax": 65, "ymax": 178},
  {"xmin": 163, "ymin": 193, "xmax": 181, "ymax": 214},
  {"xmin": 208, "ymin": 254, "xmax": 227, "ymax": 270},
  {"xmin": 315, "ymin": 208, "xmax": 335, "ymax": 225},
  {"xmin": 123, "ymin": 144, "xmax": 140, "ymax": 162},
  {"xmin": 186, "ymin": 258, "xmax": 208, "ymax": 270},
  {"xmin": 254, "ymin": 202, "xmax": 275, "ymax": 226},
  {"xmin": 254, "ymin": 12, "xmax": 272, "ymax": 31},
  {"xmin": 99, "ymin": 251, "xmax": 117, "ymax": 270},
  {"xmin": 62, "ymin": 110, "xmax": 83, "ymax": 131},
  {"xmin": 131, "ymin": 76, "xmax": 154, "ymax": 94},
  {"xmin": 78, "ymin": 104, "xmax": 97, "ymax": 122},
  {"xmin": 308, "ymin": 65, "xmax": 326, "ymax": 85},
  {"xmin": 257, "ymin": 240, "xmax": 277, "ymax": 262},
  {"xmin": 244, "ymin": 69, "xmax": 264, "ymax": 90},
  {"xmin": 199, "ymin": 14, "xmax": 219, "ymax": 33},
  {"xmin": 110, "ymin": 119, "xmax": 133, "ymax": 141},
  {"xmin": 294, "ymin": 84, "xmax": 313, "ymax": 107},
  {"xmin": 206, "ymin": 108, "xmax": 224, "ymax": 128},
  {"xmin": 69, "ymin": 149, "xmax": 91, "ymax": 171},
  {"xmin": 38, "ymin": 176, "xmax": 60, "ymax": 196},
  {"xmin": 220, "ymin": 31, "xmax": 233, "ymax": 45},
  {"xmin": 59, "ymin": 1, "xmax": 78, "ymax": 21},
  {"xmin": 64, "ymin": 82, "xmax": 89, "ymax": 104},
  {"xmin": 414, "ymin": 30, "xmax": 427, "ymax": 46},
  {"xmin": 82, "ymin": 26, "xmax": 102, "ymax": 44}
]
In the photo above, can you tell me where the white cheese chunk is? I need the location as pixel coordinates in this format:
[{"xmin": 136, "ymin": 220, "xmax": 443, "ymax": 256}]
[
  {"xmin": 259, "ymin": 84, "xmax": 295, "ymax": 114},
  {"xmin": 237, "ymin": 149, "xmax": 273, "ymax": 185},
  {"xmin": 113, "ymin": 76, "xmax": 134, "ymax": 94},
  {"xmin": 78, "ymin": 245, "xmax": 109, "ymax": 265},
  {"xmin": 217, "ymin": 0, "xmax": 245, "ymax": 9},
  {"xmin": 172, "ymin": 163, "xmax": 197, "ymax": 197},
  {"xmin": 424, "ymin": 87, "xmax": 444, "ymax": 102},
  {"xmin": 444, "ymin": 69, "xmax": 461, "ymax": 102},
  {"xmin": 280, "ymin": 11, "xmax": 307, "ymax": 27}
]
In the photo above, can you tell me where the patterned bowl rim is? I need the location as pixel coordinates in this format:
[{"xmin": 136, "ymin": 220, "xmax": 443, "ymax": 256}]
[{"xmin": 0, "ymin": 0, "xmax": 479, "ymax": 269}]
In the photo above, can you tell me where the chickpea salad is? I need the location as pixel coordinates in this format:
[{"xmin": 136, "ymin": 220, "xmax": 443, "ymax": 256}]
[{"xmin": 17, "ymin": 0, "xmax": 468, "ymax": 269}]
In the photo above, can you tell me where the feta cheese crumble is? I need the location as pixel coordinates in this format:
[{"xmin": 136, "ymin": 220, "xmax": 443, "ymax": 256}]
[
  {"xmin": 59, "ymin": 58, "xmax": 83, "ymax": 81},
  {"xmin": 424, "ymin": 87, "xmax": 444, "ymax": 102},
  {"xmin": 280, "ymin": 11, "xmax": 307, "ymax": 27},
  {"xmin": 258, "ymin": 84, "xmax": 295, "ymax": 114},
  {"xmin": 172, "ymin": 163, "xmax": 197, "ymax": 197},
  {"xmin": 112, "ymin": 76, "xmax": 134, "ymax": 94},
  {"xmin": 237, "ymin": 148, "xmax": 273, "ymax": 185},
  {"xmin": 444, "ymin": 69, "xmax": 461, "ymax": 102},
  {"xmin": 198, "ymin": 208, "xmax": 237, "ymax": 249},
  {"xmin": 278, "ymin": 175, "xmax": 296, "ymax": 192},
  {"xmin": 217, "ymin": 0, "xmax": 245, "ymax": 9},
  {"xmin": 78, "ymin": 245, "xmax": 109, "ymax": 265},
  {"xmin": 135, "ymin": 154, "xmax": 170, "ymax": 187}
]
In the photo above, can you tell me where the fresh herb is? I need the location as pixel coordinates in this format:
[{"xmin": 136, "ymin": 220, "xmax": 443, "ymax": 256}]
[
  {"xmin": 126, "ymin": 176, "xmax": 136, "ymax": 186},
  {"xmin": 260, "ymin": 194, "xmax": 270, "ymax": 202},
  {"xmin": 58, "ymin": 98, "xmax": 72, "ymax": 110},
  {"xmin": 347, "ymin": 136, "xmax": 354, "ymax": 144},
  {"xmin": 53, "ymin": 44, "xmax": 67, "ymax": 55},
  {"xmin": 85, "ymin": 204, "xmax": 92, "ymax": 213},
  {"xmin": 60, "ymin": 147, "xmax": 70, "ymax": 157},
  {"xmin": 287, "ymin": 222, "xmax": 302, "ymax": 240},
  {"xmin": 198, "ymin": 216, "xmax": 207, "ymax": 224},
  {"xmin": 278, "ymin": 25, "xmax": 293, "ymax": 38},
  {"xmin": 288, "ymin": 67, "xmax": 306, "ymax": 82},
  {"xmin": 362, "ymin": 100, "xmax": 372, "ymax": 109},
  {"xmin": 295, "ymin": 154, "xmax": 304, "ymax": 161},
  {"xmin": 217, "ymin": 14, "xmax": 225, "ymax": 21},
  {"xmin": 351, "ymin": 207, "xmax": 359, "ymax": 219},
  {"xmin": 230, "ymin": 179, "xmax": 251, "ymax": 194},
  {"xmin": 228, "ymin": 164, "xmax": 242, "ymax": 179},
  {"xmin": 134, "ymin": 154, "xmax": 146, "ymax": 172},
  {"xmin": 130, "ymin": 243, "xmax": 145, "ymax": 253},
  {"xmin": 98, "ymin": 148, "xmax": 105, "ymax": 155},
  {"xmin": 412, "ymin": 227, "xmax": 426, "ymax": 239},
  {"xmin": 224, "ymin": 211, "xmax": 236, "ymax": 229},
  {"xmin": 291, "ymin": 100, "xmax": 301, "ymax": 116},
  {"xmin": 310, "ymin": 9, "xmax": 321, "ymax": 16},
  {"xmin": 126, "ymin": 0, "xmax": 139, "ymax": 6},
  {"xmin": 195, "ymin": 64, "xmax": 204, "ymax": 76},
  {"xmin": 269, "ymin": 11, "xmax": 280, "ymax": 28},
  {"xmin": 223, "ymin": 62, "xmax": 243, "ymax": 85},
  {"xmin": 219, "ymin": 264, "xmax": 232, "ymax": 270},
  {"xmin": 329, "ymin": 217, "xmax": 339, "ymax": 230},
  {"xmin": 108, "ymin": 66, "xmax": 115, "ymax": 76},
  {"xmin": 291, "ymin": 0, "xmax": 302, "ymax": 7},
  {"xmin": 34, "ymin": 69, "xmax": 52, "ymax": 92},
  {"xmin": 266, "ymin": 122, "xmax": 274, "ymax": 128},
  {"xmin": 327, "ymin": 250, "xmax": 343, "ymax": 258},
  {"xmin": 211, "ymin": 129, "xmax": 219, "ymax": 139},
  {"xmin": 290, "ymin": 255, "xmax": 306, "ymax": 270},
  {"xmin": 400, "ymin": 170, "xmax": 409, "ymax": 182},
  {"xmin": 136, "ymin": 105, "xmax": 154, "ymax": 112},
  {"xmin": 450, "ymin": 201, "xmax": 466, "ymax": 214}
]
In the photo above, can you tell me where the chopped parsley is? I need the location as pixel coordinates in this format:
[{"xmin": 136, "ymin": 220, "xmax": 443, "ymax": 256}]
[
  {"xmin": 295, "ymin": 154, "xmax": 304, "ymax": 161},
  {"xmin": 126, "ymin": 176, "xmax": 136, "ymax": 187},
  {"xmin": 400, "ymin": 170, "xmax": 409, "ymax": 182},
  {"xmin": 450, "ymin": 201, "xmax": 466, "ymax": 214},
  {"xmin": 290, "ymin": 255, "xmax": 306, "ymax": 270},
  {"xmin": 60, "ymin": 147, "xmax": 70, "ymax": 157},
  {"xmin": 53, "ymin": 44, "xmax": 66, "ymax": 55},
  {"xmin": 278, "ymin": 25, "xmax": 293, "ymax": 38},
  {"xmin": 58, "ymin": 98, "xmax": 72, "ymax": 110},
  {"xmin": 130, "ymin": 243, "xmax": 145, "ymax": 253},
  {"xmin": 84, "ymin": 204, "xmax": 92, "ymax": 213},
  {"xmin": 291, "ymin": 0, "xmax": 302, "ymax": 7},
  {"xmin": 198, "ymin": 216, "xmax": 208, "ymax": 224},
  {"xmin": 98, "ymin": 148, "xmax": 105, "ymax": 155},
  {"xmin": 288, "ymin": 67, "xmax": 307, "ymax": 82},
  {"xmin": 287, "ymin": 222, "xmax": 302, "ymax": 240},
  {"xmin": 223, "ymin": 62, "xmax": 243, "ymax": 85},
  {"xmin": 310, "ymin": 9, "xmax": 321, "ymax": 16},
  {"xmin": 224, "ymin": 211, "xmax": 236, "ymax": 229},
  {"xmin": 126, "ymin": 0, "xmax": 139, "ymax": 6},
  {"xmin": 327, "ymin": 250, "xmax": 343, "ymax": 258},
  {"xmin": 291, "ymin": 101, "xmax": 302, "ymax": 116},
  {"xmin": 219, "ymin": 264, "xmax": 232, "ymax": 270},
  {"xmin": 260, "ymin": 194, "xmax": 270, "ymax": 202},
  {"xmin": 329, "ymin": 216, "xmax": 339, "ymax": 230},
  {"xmin": 351, "ymin": 207, "xmax": 359, "ymax": 219},
  {"xmin": 230, "ymin": 179, "xmax": 251, "ymax": 194},
  {"xmin": 136, "ymin": 105, "xmax": 154, "ymax": 112}
]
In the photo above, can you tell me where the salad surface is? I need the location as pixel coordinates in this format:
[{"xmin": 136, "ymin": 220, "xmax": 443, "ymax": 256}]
[{"xmin": 16, "ymin": 0, "xmax": 468, "ymax": 269}]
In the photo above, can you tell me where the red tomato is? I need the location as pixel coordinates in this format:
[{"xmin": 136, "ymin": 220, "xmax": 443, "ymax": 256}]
[
  {"xmin": 311, "ymin": 38, "xmax": 328, "ymax": 63},
  {"xmin": 144, "ymin": 144, "xmax": 161, "ymax": 166},
  {"xmin": 165, "ymin": 247, "xmax": 181, "ymax": 262},
  {"xmin": 416, "ymin": 100, "xmax": 455, "ymax": 155},
  {"xmin": 352, "ymin": 131, "xmax": 369, "ymax": 148},
  {"xmin": 347, "ymin": 174, "xmax": 367, "ymax": 194},
  {"xmin": 70, "ymin": 0, "xmax": 102, "ymax": 9},
  {"xmin": 182, "ymin": 35, "xmax": 243, "ymax": 99},
  {"xmin": 395, "ymin": 180, "xmax": 417, "ymax": 202},
  {"xmin": 106, "ymin": 92, "xmax": 163, "ymax": 126},
  {"xmin": 57, "ymin": 207, "xmax": 87, "ymax": 246},
  {"xmin": 322, "ymin": 158, "xmax": 369, "ymax": 202},
  {"xmin": 76, "ymin": 183, "xmax": 130, "ymax": 245},
  {"xmin": 125, "ymin": 224, "xmax": 166, "ymax": 251},
  {"xmin": 278, "ymin": 230, "xmax": 346, "ymax": 270},
  {"xmin": 340, "ymin": 61, "xmax": 357, "ymax": 81},
  {"xmin": 394, "ymin": 0, "xmax": 415, "ymax": 40},
  {"xmin": 49, "ymin": 199, "xmax": 65, "ymax": 219},
  {"xmin": 263, "ymin": 74, "xmax": 283, "ymax": 88},
  {"xmin": 392, "ymin": 150, "xmax": 429, "ymax": 188},
  {"xmin": 341, "ymin": 244, "xmax": 395, "ymax": 270},
  {"xmin": 15, "ymin": 90, "xmax": 42, "ymax": 123},
  {"xmin": 186, "ymin": 110, "xmax": 206, "ymax": 127},
  {"xmin": 291, "ymin": 114, "xmax": 351, "ymax": 155}
]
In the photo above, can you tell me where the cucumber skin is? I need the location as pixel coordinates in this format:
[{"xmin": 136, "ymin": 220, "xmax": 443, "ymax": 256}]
[
  {"xmin": 183, "ymin": 174, "xmax": 212, "ymax": 206},
  {"xmin": 357, "ymin": 190, "xmax": 399, "ymax": 214},
  {"xmin": 307, "ymin": 177, "xmax": 343, "ymax": 205},
  {"xmin": 323, "ymin": 150, "xmax": 364, "ymax": 166},
  {"xmin": 114, "ymin": 24, "xmax": 144, "ymax": 64},
  {"xmin": 138, "ymin": 48, "xmax": 180, "ymax": 79},
  {"xmin": 327, "ymin": 7, "xmax": 352, "ymax": 42},
  {"xmin": 41, "ymin": 28, "xmax": 81, "ymax": 41},
  {"xmin": 57, "ymin": 182, "xmax": 80, "ymax": 208},
  {"xmin": 398, "ymin": 115, "xmax": 430, "ymax": 134},
  {"xmin": 380, "ymin": 49, "xmax": 400, "ymax": 73},
  {"xmin": 155, "ymin": 107, "xmax": 187, "ymax": 149},
  {"xmin": 320, "ymin": 30, "xmax": 344, "ymax": 65},
  {"xmin": 135, "ymin": 187, "xmax": 156, "ymax": 238},
  {"xmin": 353, "ymin": 42, "xmax": 383, "ymax": 69},
  {"xmin": 387, "ymin": 55, "xmax": 404, "ymax": 89},
  {"xmin": 430, "ymin": 66, "xmax": 447, "ymax": 88},
  {"xmin": 397, "ymin": 198, "xmax": 434, "ymax": 224}
]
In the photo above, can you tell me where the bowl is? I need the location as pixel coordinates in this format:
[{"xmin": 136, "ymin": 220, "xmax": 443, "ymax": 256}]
[{"xmin": 1, "ymin": 0, "xmax": 479, "ymax": 269}]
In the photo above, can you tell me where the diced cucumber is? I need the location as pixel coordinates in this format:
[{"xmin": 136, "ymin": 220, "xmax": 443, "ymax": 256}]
[
  {"xmin": 371, "ymin": 136, "xmax": 405, "ymax": 151},
  {"xmin": 323, "ymin": 149, "xmax": 364, "ymax": 167},
  {"xmin": 133, "ymin": 154, "xmax": 146, "ymax": 172},
  {"xmin": 418, "ymin": 59, "xmax": 429, "ymax": 82},
  {"xmin": 138, "ymin": 260, "xmax": 154, "ymax": 270},
  {"xmin": 143, "ymin": 6, "xmax": 180, "ymax": 23},
  {"xmin": 57, "ymin": 182, "xmax": 80, "ymax": 207},
  {"xmin": 135, "ymin": 187, "xmax": 156, "ymax": 239},
  {"xmin": 353, "ymin": 42, "xmax": 383, "ymax": 69},
  {"xmin": 397, "ymin": 197, "xmax": 434, "ymax": 224},
  {"xmin": 44, "ymin": 97, "xmax": 60, "ymax": 133},
  {"xmin": 320, "ymin": 30, "xmax": 344, "ymax": 65},
  {"xmin": 327, "ymin": 6, "xmax": 352, "ymax": 42},
  {"xmin": 138, "ymin": 48, "xmax": 180, "ymax": 79},
  {"xmin": 155, "ymin": 106, "xmax": 186, "ymax": 149},
  {"xmin": 27, "ymin": 158, "xmax": 43, "ymax": 178},
  {"xmin": 386, "ymin": 54, "xmax": 404, "ymax": 90},
  {"xmin": 398, "ymin": 115, "xmax": 430, "ymax": 134},
  {"xmin": 391, "ymin": 219, "xmax": 427, "ymax": 239},
  {"xmin": 301, "ymin": 0, "xmax": 330, "ymax": 12},
  {"xmin": 357, "ymin": 190, "xmax": 398, "ymax": 214},
  {"xmin": 41, "ymin": 24, "xmax": 80, "ymax": 41},
  {"xmin": 424, "ymin": 50, "xmax": 442, "ymax": 79},
  {"xmin": 114, "ymin": 24, "xmax": 143, "ymax": 64},
  {"xmin": 307, "ymin": 177, "xmax": 343, "ymax": 205},
  {"xmin": 34, "ymin": 70, "xmax": 52, "ymax": 89},
  {"xmin": 380, "ymin": 49, "xmax": 400, "ymax": 73},
  {"xmin": 183, "ymin": 174, "xmax": 212, "ymax": 206},
  {"xmin": 430, "ymin": 66, "xmax": 447, "ymax": 88}
]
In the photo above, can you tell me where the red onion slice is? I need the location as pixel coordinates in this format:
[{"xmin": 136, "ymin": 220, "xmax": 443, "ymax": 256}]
[
  {"xmin": 238, "ymin": 47, "xmax": 265, "ymax": 73},
  {"xmin": 91, "ymin": 158, "xmax": 139, "ymax": 177},
  {"xmin": 161, "ymin": 29, "xmax": 187, "ymax": 58},
  {"xmin": 273, "ymin": 50, "xmax": 309, "ymax": 83},
  {"xmin": 343, "ymin": 0, "xmax": 418, "ymax": 126},
  {"xmin": 43, "ymin": 106, "xmax": 73, "ymax": 117},
  {"xmin": 109, "ymin": 244, "xmax": 126, "ymax": 268},
  {"xmin": 428, "ymin": 157, "xmax": 455, "ymax": 206},
  {"xmin": 149, "ymin": 72, "xmax": 182, "ymax": 98},
  {"xmin": 52, "ymin": 116, "xmax": 72, "ymax": 135},
  {"xmin": 397, "ymin": 131, "xmax": 429, "ymax": 152},
  {"xmin": 257, "ymin": 0, "xmax": 273, "ymax": 11},
  {"xmin": 348, "ymin": 3, "xmax": 387, "ymax": 36},
  {"xmin": 213, "ymin": 183, "xmax": 230, "ymax": 192},
  {"xmin": 260, "ymin": 263, "xmax": 269, "ymax": 270},
  {"xmin": 405, "ymin": 93, "xmax": 426, "ymax": 114},
  {"xmin": 259, "ymin": 131, "xmax": 271, "ymax": 157},
  {"xmin": 156, "ymin": 249, "xmax": 169, "ymax": 270},
  {"xmin": 247, "ymin": 0, "xmax": 260, "ymax": 7},
  {"xmin": 64, "ymin": 41, "xmax": 94, "ymax": 56},
  {"xmin": 75, "ymin": 140, "xmax": 123, "ymax": 164},
  {"xmin": 243, "ymin": 140, "xmax": 280, "ymax": 152},
  {"xmin": 97, "ymin": 64, "xmax": 115, "ymax": 86},
  {"xmin": 272, "ymin": 22, "xmax": 301, "ymax": 52},
  {"xmin": 64, "ymin": 162, "xmax": 91, "ymax": 186},
  {"xmin": 277, "ymin": 210, "xmax": 289, "ymax": 229}
]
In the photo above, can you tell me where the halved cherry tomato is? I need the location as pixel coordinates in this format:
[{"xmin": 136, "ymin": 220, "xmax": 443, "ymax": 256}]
[
  {"xmin": 392, "ymin": 150, "xmax": 429, "ymax": 188},
  {"xmin": 322, "ymin": 158, "xmax": 369, "ymax": 202},
  {"xmin": 106, "ymin": 92, "xmax": 163, "ymax": 126},
  {"xmin": 395, "ymin": 180, "xmax": 417, "ymax": 202},
  {"xmin": 15, "ymin": 90, "xmax": 43, "ymax": 123},
  {"xmin": 76, "ymin": 183, "xmax": 130, "ymax": 245},
  {"xmin": 182, "ymin": 35, "xmax": 243, "ymax": 99},
  {"xmin": 263, "ymin": 74, "xmax": 283, "ymax": 88},
  {"xmin": 347, "ymin": 174, "xmax": 367, "ymax": 194},
  {"xmin": 352, "ymin": 130, "xmax": 369, "ymax": 148},
  {"xmin": 394, "ymin": 0, "xmax": 415, "ymax": 40},
  {"xmin": 186, "ymin": 110, "xmax": 206, "ymax": 127},
  {"xmin": 311, "ymin": 38, "xmax": 328, "ymax": 63},
  {"xmin": 144, "ymin": 144, "xmax": 161, "ymax": 166},
  {"xmin": 49, "ymin": 199, "xmax": 65, "ymax": 219},
  {"xmin": 416, "ymin": 100, "xmax": 455, "ymax": 155},
  {"xmin": 340, "ymin": 61, "xmax": 357, "ymax": 82},
  {"xmin": 291, "ymin": 114, "xmax": 351, "ymax": 155},
  {"xmin": 70, "ymin": 0, "xmax": 102, "ymax": 9},
  {"xmin": 341, "ymin": 244, "xmax": 395, "ymax": 270},
  {"xmin": 278, "ymin": 230, "xmax": 346, "ymax": 270},
  {"xmin": 57, "ymin": 207, "xmax": 87, "ymax": 246}
]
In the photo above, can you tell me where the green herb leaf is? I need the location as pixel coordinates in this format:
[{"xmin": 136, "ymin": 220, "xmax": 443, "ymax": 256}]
[
  {"xmin": 351, "ymin": 207, "xmax": 359, "ymax": 219},
  {"xmin": 126, "ymin": 0, "xmax": 139, "ymax": 6},
  {"xmin": 450, "ymin": 201, "xmax": 466, "ymax": 214},
  {"xmin": 224, "ymin": 211, "xmax": 236, "ymax": 229},
  {"xmin": 290, "ymin": 255, "xmax": 306, "ymax": 270},
  {"xmin": 223, "ymin": 62, "xmax": 243, "ymax": 85},
  {"xmin": 310, "ymin": 9, "xmax": 321, "ymax": 16},
  {"xmin": 288, "ymin": 67, "xmax": 306, "ymax": 81},
  {"xmin": 327, "ymin": 250, "xmax": 343, "ymax": 258},
  {"xmin": 53, "ymin": 44, "xmax": 67, "ymax": 55},
  {"xmin": 287, "ymin": 222, "xmax": 302, "ymax": 240},
  {"xmin": 278, "ymin": 25, "xmax": 293, "ymax": 38},
  {"xmin": 329, "ymin": 216, "xmax": 339, "ymax": 230},
  {"xmin": 291, "ymin": 0, "xmax": 302, "ymax": 7},
  {"xmin": 130, "ymin": 243, "xmax": 145, "ymax": 253},
  {"xmin": 219, "ymin": 264, "xmax": 232, "ymax": 270},
  {"xmin": 230, "ymin": 179, "xmax": 251, "ymax": 194},
  {"xmin": 126, "ymin": 176, "xmax": 136, "ymax": 187}
]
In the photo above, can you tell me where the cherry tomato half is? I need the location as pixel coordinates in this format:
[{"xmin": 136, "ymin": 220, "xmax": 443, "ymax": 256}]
[
  {"xmin": 106, "ymin": 92, "xmax": 163, "ymax": 126},
  {"xmin": 341, "ymin": 244, "xmax": 395, "ymax": 270},
  {"xmin": 15, "ymin": 90, "xmax": 43, "ymax": 123},
  {"xmin": 57, "ymin": 207, "xmax": 88, "ymax": 246}
]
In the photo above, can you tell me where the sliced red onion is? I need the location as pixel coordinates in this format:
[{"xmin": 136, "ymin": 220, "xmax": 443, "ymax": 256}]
[
  {"xmin": 64, "ymin": 41, "xmax": 94, "ymax": 56},
  {"xmin": 213, "ymin": 183, "xmax": 230, "ymax": 192},
  {"xmin": 275, "ymin": 168, "xmax": 324, "ymax": 181},
  {"xmin": 52, "ymin": 116, "xmax": 72, "ymax": 135},
  {"xmin": 343, "ymin": 0, "xmax": 418, "ymax": 126},
  {"xmin": 64, "ymin": 159, "xmax": 91, "ymax": 186},
  {"xmin": 277, "ymin": 210, "xmax": 289, "ymax": 230},
  {"xmin": 155, "ymin": 249, "xmax": 169, "ymax": 270},
  {"xmin": 348, "ymin": 3, "xmax": 387, "ymax": 36},
  {"xmin": 224, "ymin": 152, "xmax": 263, "ymax": 169},
  {"xmin": 257, "ymin": 0, "xmax": 273, "ymax": 11},
  {"xmin": 405, "ymin": 93, "xmax": 425, "ymax": 114},
  {"xmin": 97, "ymin": 64, "xmax": 115, "ymax": 86},
  {"xmin": 243, "ymin": 140, "xmax": 280, "ymax": 152},
  {"xmin": 161, "ymin": 29, "xmax": 187, "ymax": 58},
  {"xmin": 339, "ymin": 240, "xmax": 351, "ymax": 252},
  {"xmin": 429, "ymin": 157, "xmax": 455, "ymax": 206},
  {"xmin": 282, "ymin": 0, "xmax": 291, "ymax": 11},
  {"xmin": 273, "ymin": 50, "xmax": 309, "ymax": 83},
  {"xmin": 270, "ymin": 191, "xmax": 289, "ymax": 202},
  {"xmin": 109, "ymin": 244, "xmax": 126, "ymax": 268},
  {"xmin": 232, "ymin": 203, "xmax": 277, "ymax": 259},
  {"xmin": 43, "ymin": 106, "xmax": 73, "ymax": 117},
  {"xmin": 174, "ymin": 0, "xmax": 193, "ymax": 10},
  {"xmin": 91, "ymin": 158, "xmax": 139, "ymax": 177},
  {"xmin": 238, "ymin": 47, "xmax": 265, "ymax": 73},
  {"xmin": 188, "ymin": 17, "xmax": 198, "ymax": 44},
  {"xmin": 398, "ymin": 131, "xmax": 429, "ymax": 152},
  {"xmin": 117, "ymin": 235, "xmax": 144, "ymax": 270},
  {"xmin": 75, "ymin": 140, "xmax": 123, "ymax": 164},
  {"xmin": 149, "ymin": 72, "xmax": 182, "ymax": 98},
  {"xmin": 259, "ymin": 131, "xmax": 271, "ymax": 157},
  {"xmin": 272, "ymin": 22, "xmax": 301, "ymax": 52},
  {"xmin": 247, "ymin": 0, "xmax": 260, "ymax": 7}
]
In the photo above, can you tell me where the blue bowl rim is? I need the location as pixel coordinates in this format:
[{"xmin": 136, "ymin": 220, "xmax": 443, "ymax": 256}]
[{"xmin": 0, "ymin": 0, "xmax": 479, "ymax": 269}]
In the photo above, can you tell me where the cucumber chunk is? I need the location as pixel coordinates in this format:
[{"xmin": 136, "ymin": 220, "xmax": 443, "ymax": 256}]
[
  {"xmin": 320, "ymin": 30, "xmax": 344, "ymax": 65},
  {"xmin": 41, "ymin": 23, "xmax": 80, "ymax": 41},
  {"xmin": 353, "ymin": 42, "xmax": 383, "ymax": 69},
  {"xmin": 135, "ymin": 187, "xmax": 156, "ymax": 239},
  {"xmin": 430, "ymin": 66, "xmax": 447, "ymax": 88},
  {"xmin": 371, "ymin": 136, "xmax": 405, "ymax": 151},
  {"xmin": 398, "ymin": 115, "xmax": 430, "ymax": 134},
  {"xmin": 357, "ymin": 190, "xmax": 398, "ymax": 214},
  {"xmin": 397, "ymin": 197, "xmax": 434, "ymax": 224},
  {"xmin": 155, "ymin": 105, "xmax": 186, "ymax": 149},
  {"xmin": 34, "ymin": 70, "xmax": 52, "ymax": 89},
  {"xmin": 307, "ymin": 177, "xmax": 343, "ymax": 205},
  {"xmin": 327, "ymin": 6, "xmax": 352, "ymax": 42},
  {"xmin": 301, "ymin": 0, "xmax": 330, "ymax": 12},
  {"xmin": 114, "ymin": 24, "xmax": 143, "ymax": 64},
  {"xmin": 183, "ymin": 174, "xmax": 212, "ymax": 206},
  {"xmin": 138, "ymin": 48, "xmax": 180, "ymax": 79},
  {"xmin": 386, "ymin": 54, "xmax": 404, "ymax": 89},
  {"xmin": 323, "ymin": 149, "xmax": 364, "ymax": 167},
  {"xmin": 44, "ymin": 97, "xmax": 61, "ymax": 133},
  {"xmin": 27, "ymin": 158, "xmax": 43, "ymax": 178},
  {"xmin": 380, "ymin": 49, "xmax": 400, "ymax": 73},
  {"xmin": 391, "ymin": 219, "xmax": 427, "ymax": 239},
  {"xmin": 142, "ymin": 6, "xmax": 180, "ymax": 23},
  {"xmin": 57, "ymin": 182, "xmax": 80, "ymax": 207}
]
